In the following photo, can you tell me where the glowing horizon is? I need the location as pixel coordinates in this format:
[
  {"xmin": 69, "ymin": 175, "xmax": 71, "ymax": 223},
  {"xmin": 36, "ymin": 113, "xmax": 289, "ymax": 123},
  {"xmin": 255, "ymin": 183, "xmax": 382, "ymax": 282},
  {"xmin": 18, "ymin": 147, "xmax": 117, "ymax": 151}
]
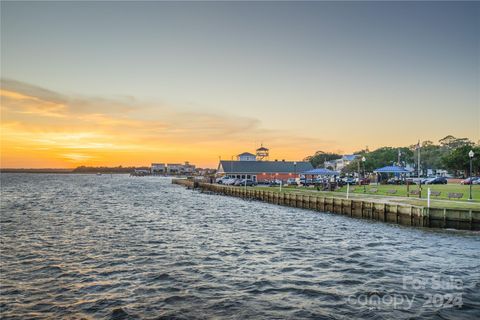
[
  {"xmin": 1, "ymin": 2, "xmax": 479, "ymax": 168},
  {"xmin": 0, "ymin": 79, "xmax": 343, "ymax": 168}
]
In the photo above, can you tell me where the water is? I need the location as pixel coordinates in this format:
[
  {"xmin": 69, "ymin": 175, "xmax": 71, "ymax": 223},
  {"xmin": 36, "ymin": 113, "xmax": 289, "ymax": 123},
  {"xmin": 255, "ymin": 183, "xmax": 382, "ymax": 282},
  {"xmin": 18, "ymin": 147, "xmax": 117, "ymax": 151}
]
[{"xmin": 1, "ymin": 174, "xmax": 479, "ymax": 319}]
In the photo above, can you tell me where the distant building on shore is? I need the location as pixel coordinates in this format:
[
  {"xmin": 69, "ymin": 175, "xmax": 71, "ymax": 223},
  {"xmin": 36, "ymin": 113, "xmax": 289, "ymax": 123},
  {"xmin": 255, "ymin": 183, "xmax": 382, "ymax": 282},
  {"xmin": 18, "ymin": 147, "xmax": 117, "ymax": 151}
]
[
  {"xmin": 156, "ymin": 162, "xmax": 196, "ymax": 175},
  {"xmin": 151, "ymin": 163, "xmax": 166, "ymax": 175},
  {"xmin": 182, "ymin": 162, "xmax": 196, "ymax": 174}
]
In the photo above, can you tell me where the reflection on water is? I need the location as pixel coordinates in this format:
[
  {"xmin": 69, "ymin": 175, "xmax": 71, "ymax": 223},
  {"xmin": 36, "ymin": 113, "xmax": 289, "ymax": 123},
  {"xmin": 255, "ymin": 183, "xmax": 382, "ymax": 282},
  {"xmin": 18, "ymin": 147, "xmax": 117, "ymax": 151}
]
[{"xmin": 1, "ymin": 174, "xmax": 479, "ymax": 319}]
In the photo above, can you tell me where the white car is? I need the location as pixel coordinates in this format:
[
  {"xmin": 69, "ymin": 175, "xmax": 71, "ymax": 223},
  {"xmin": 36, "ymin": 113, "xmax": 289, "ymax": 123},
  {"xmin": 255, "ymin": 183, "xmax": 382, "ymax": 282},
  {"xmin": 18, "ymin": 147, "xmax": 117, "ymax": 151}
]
[
  {"xmin": 421, "ymin": 177, "xmax": 436, "ymax": 184},
  {"xmin": 286, "ymin": 178, "xmax": 297, "ymax": 186},
  {"xmin": 216, "ymin": 177, "xmax": 231, "ymax": 184},
  {"xmin": 223, "ymin": 178, "xmax": 238, "ymax": 185}
]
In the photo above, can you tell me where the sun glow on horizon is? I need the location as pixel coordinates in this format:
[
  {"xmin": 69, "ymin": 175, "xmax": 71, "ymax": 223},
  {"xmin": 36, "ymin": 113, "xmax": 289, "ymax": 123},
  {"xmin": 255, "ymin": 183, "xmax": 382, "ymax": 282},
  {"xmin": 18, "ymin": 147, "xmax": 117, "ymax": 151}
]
[
  {"xmin": 1, "ymin": 78, "xmax": 478, "ymax": 169},
  {"xmin": 1, "ymin": 80, "xmax": 330, "ymax": 168}
]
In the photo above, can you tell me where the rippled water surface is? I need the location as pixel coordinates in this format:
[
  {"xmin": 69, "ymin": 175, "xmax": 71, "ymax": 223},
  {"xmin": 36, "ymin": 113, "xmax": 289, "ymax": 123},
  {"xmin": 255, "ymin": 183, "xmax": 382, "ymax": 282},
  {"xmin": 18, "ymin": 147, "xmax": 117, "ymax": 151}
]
[{"xmin": 1, "ymin": 174, "xmax": 479, "ymax": 319}]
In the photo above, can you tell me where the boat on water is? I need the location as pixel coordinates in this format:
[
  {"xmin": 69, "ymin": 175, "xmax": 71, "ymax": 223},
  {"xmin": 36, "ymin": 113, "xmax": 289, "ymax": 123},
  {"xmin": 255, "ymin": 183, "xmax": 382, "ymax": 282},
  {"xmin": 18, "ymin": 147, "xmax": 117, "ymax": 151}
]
[{"xmin": 96, "ymin": 173, "xmax": 102, "ymax": 176}]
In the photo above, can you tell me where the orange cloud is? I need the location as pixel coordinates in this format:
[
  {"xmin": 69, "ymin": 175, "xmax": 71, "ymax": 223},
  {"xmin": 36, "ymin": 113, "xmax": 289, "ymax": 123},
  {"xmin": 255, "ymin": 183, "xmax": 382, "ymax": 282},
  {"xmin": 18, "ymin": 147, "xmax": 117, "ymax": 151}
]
[{"xmin": 1, "ymin": 79, "xmax": 336, "ymax": 168}]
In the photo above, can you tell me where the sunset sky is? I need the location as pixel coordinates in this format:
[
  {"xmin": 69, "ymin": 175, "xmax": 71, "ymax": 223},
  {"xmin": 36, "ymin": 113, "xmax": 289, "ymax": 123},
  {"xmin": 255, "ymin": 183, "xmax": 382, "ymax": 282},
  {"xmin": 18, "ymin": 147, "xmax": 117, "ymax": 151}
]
[{"xmin": 1, "ymin": 1, "xmax": 479, "ymax": 168}]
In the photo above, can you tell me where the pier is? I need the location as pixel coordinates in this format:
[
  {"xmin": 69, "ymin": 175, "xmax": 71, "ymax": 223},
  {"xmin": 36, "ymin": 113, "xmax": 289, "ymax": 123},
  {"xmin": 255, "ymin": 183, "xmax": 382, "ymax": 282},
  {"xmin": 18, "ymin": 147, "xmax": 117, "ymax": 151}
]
[{"xmin": 172, "ymin": 179, "xmax": 480, "ymax": 231}]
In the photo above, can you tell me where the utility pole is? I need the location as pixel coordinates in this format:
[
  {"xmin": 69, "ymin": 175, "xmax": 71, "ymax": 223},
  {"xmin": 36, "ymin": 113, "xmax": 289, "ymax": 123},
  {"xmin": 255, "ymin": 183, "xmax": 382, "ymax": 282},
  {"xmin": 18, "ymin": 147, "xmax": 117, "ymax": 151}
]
[
  {"xmin": 362, "ymin": 156, "xmax": 366, "ymax": 192},
  {"xmin": 417, "ymin": 140, "xmax": 421, "ymax": 178},
  {"xmin": 357, "ymin": 160, "xmax": 360, "ymax": 180},
  {"xmin": 469, "ymin": 150, "xmax": 474, "ymax": 200},
  {"xmin": 294, "ymin": 161, "xmax": 297, "ymax": 187}
]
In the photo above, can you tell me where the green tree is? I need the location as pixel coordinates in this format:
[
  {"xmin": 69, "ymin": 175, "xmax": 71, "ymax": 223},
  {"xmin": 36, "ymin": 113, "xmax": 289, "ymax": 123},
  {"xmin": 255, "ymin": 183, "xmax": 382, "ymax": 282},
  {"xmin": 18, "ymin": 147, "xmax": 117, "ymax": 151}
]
[
  {"xmin": 441, "ymin": 146, "xmax": 480, "ymax": 177},
  {"xmin": 304, "ymin": 151, "xmax": 341, "ymax": 168},
  {"xmin": 343, "ymin": 147, "xmax": 413, "ymax": 173},
  {"xmin": 439, "ymin": 135, "xmax": 473, "ymax": 149},
  {"xmin": 409, "ymin": 141, "xmax": 447, "ymax": 175}
]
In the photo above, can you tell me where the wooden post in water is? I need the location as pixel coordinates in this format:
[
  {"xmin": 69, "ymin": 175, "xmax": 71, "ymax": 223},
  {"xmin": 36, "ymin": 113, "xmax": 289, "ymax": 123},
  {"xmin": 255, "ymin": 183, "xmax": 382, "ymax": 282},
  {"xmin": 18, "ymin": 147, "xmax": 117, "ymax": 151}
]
[
  {"xmin": 469, "ymin": 210, "xmax": 473, "ymax": 230},
  {"xmin": 410, "ymin": 207, "xmax": 413, "ymax": 226},
  {"xmin": 443, "ymin": 208, "xmax": 447, "ymax": 228}
]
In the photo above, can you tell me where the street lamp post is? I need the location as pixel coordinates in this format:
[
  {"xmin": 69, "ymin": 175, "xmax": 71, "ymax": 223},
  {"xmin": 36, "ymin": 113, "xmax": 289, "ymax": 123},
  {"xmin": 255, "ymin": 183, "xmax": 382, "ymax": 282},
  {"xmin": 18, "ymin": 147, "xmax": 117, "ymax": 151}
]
[
  {"xmin": 469, "ymin": 150, "xmax": 474, "ymax": 200},
  {"xmin": 362, "ymin": 156, "xmax": 366, "ymax": 192},
  {"xmin": 294, "ymin": 161, "xmax": 297, "ymax": 188},
  {"xmin": 357, "ymin": 160, "xmax": 360, "ymax": 181}
]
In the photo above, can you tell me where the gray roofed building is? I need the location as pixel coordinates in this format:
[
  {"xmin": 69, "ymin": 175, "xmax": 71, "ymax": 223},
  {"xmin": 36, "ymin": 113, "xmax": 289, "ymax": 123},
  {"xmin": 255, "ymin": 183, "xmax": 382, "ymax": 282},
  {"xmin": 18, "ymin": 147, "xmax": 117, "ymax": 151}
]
[{"xmin": 218, "ymin": 160, "xmax": 313, "ymax": 174}]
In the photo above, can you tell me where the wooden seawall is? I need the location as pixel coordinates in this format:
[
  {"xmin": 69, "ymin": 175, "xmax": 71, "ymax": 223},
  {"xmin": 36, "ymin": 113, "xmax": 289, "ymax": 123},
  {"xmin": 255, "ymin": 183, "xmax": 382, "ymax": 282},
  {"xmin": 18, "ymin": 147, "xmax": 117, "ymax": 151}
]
[{"xmin": 172, "ymin": 179, "xmax": 480, "ymax": 231}]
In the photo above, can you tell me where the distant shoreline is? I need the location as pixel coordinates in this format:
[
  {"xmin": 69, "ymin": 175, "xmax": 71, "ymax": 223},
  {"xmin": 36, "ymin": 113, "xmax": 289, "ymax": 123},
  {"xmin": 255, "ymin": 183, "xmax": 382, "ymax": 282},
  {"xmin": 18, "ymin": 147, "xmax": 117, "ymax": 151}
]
[
  {"xmin": 1, "ymin": 169, "xmax": 74, "ymax": 173},
  {"xmin": 0, "ymin": 169, "xmax": 131, "ymax": 174},
  {"xmin": 0, "ymin": 169, "xmax": 189, "ymax": 176},
  {"xmin": 0, "ymin": 166, "xmax": 153, "ymax": 174}
]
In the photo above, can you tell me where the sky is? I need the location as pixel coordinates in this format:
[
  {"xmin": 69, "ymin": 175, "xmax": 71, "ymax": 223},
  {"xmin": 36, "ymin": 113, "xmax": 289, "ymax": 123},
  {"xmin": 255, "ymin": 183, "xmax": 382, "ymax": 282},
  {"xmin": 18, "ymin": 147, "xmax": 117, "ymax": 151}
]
[{"xmin": 1, "ymin": 1, "xmax": 479, "ymax": 168}]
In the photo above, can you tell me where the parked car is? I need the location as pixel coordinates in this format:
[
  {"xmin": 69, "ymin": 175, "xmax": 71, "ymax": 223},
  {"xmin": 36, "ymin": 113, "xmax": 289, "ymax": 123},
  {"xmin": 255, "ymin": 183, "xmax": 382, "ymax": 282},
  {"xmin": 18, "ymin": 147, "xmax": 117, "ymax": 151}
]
[
  {"xmin": 421, "ymin": 177, "xmax": 436, "ymax": 184},
  {"xmin": 286, "ymin": 178, "xmax": 298, "ymax": 186},
  {"xmin": 342, "ymin": 177, "xmax": 356, "ymax": 185},
  {"xmin": 268, "ymin": 179, "xmax": 282, "ymax": 186},
  {"xmin": 223, "ymin": 178, "xmax": 238, "ymax": 185},
  {"xmin": 425, "ymin": 177, "xmax": 447, "ymax": 185},
  {"xmin": 216, "ymin": 177, "xmax": 229, "ymax": 184},
  {"xmin": 299, "ymin": 178, "xmax": 314, "ymax": 186},
  {"xmin": 387, "ymin": 178, "xmax": 403, "ymax": 185},
  {"xmin": 234, "ymin": 179, "xmax": 257, "ymax": 186},
  {"xmin": 461, "ymin": 177, "xmax": 479, "ymax": 185}
]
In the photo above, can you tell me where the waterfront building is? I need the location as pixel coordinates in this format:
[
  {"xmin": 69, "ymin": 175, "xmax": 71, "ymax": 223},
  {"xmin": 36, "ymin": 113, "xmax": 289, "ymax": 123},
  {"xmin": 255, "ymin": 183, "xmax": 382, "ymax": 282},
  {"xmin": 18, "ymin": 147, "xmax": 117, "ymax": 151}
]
[
  {"xmin": 324, "ymin": 154, "xmax": 358, "ymax": 171},
  {"xmin": 183, "ymin": 161, "xmax": 196, "ymax": 174},
  {"xmin": 166, "ymin": 163, "xmax": 182, "ymax": 174},
  {"xmin": 166, "ymin": 162, "xmax": 196, "ymax": 175},
  {"xmin": 151, "ymin": 163, "xmax": 166, "ymax": 175},
  {"xmin": 217, "ymin": 160, "xmax": 313, "ymax": 182}
]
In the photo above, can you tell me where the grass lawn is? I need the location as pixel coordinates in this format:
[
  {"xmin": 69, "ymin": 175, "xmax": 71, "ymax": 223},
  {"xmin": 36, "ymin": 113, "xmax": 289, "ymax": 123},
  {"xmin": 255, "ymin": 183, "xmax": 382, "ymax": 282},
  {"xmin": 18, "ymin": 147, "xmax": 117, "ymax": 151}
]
[
  {"xmin": 337, "ymin": 184, "xmax": 480, "ymax": 201},
  {"xmin": 251, "ymin": 184, "xmax": 480, "ymax": 211}
]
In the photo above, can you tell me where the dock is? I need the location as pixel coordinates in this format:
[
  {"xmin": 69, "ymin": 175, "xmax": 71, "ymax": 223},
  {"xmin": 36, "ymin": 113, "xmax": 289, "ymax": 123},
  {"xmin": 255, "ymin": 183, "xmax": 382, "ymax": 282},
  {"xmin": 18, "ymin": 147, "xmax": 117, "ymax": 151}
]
[{"xmin": 172, "ymin": 179, "xmax": 480, "ymax": 231}]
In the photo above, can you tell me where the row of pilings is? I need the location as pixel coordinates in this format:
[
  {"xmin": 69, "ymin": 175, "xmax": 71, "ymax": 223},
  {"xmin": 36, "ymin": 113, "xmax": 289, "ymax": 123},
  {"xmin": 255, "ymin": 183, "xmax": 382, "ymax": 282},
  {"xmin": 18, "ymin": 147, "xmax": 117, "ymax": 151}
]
[{"xmin": 172, "ymin": 179, "xmax": 480, "ymax": 231}]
